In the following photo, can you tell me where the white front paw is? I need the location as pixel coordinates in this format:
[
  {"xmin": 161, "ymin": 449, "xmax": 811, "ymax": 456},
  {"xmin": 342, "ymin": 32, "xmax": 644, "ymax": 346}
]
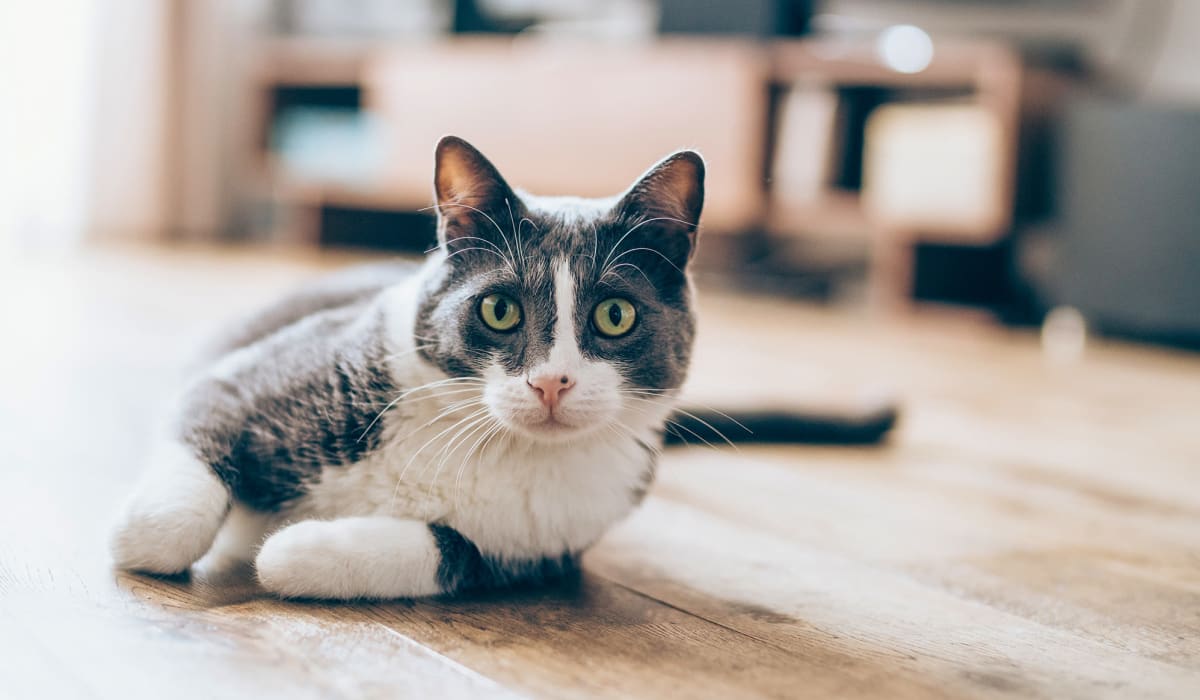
[
  {"xmin": 255, "ymin": 518, "xmax": 442, "ymax": 600},
  {"xmin": 109, "ymin": 499, "xmax": 221, "ymax": 575},
  {"xmin": 109, "ymin": 447, "xmax": 230, "ymax": 574},
  {"xmin": 256, "ymin": 521, "xmax": 348, "ymax": 598}
]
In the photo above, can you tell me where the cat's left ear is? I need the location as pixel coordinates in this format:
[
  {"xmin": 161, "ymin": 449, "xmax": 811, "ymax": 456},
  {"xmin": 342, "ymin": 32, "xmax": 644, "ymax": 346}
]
[
  {"xmin": 433, "ymin": 136, "xmax": 520, "ymax": 247},
  {"xmin": 612, "ymin": 150, "xmax": 705, "ymax": 267}
]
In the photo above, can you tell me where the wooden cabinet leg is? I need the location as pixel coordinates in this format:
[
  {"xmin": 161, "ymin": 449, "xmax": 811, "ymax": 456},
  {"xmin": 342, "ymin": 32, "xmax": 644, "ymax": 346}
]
[{"xmin": 869, "ymin": 231, "xmax": 915, "ymax": 312}]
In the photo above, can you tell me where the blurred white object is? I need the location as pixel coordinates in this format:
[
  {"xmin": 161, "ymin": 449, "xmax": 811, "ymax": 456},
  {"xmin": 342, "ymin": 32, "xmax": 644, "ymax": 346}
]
[
  {"xmin": 876, "ymin": 25, "xmax": 933, "ymax": 74},
  {"xmin": 772, "ymin": 85, "xmax": 839, "ymax": 205},
  {"xmin": 1041, "ymin": 306, "xmax": 1088, "ymax": 364},
  {"xmin": 286, "ymin": 0, "xmax": 448, "ymax": 36},
  {"xmin": 861, "ymin": 103, "xmax": 1007, "ymax": 240}
]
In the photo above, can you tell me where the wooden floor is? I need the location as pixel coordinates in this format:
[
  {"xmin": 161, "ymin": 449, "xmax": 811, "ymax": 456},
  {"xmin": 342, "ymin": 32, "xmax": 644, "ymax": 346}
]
[{"xmin": 2, "ymin": 246, "xmax": 1198, "ymax": 699}]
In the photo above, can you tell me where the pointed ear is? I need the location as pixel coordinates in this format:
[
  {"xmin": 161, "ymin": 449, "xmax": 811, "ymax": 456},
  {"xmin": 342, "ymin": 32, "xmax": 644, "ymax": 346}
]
[
  {"xmin": 433, "ymin": 136, "xmax": 518, "ymax": 246},
  {"xmin": 612, "ymin": 150, "xmax": 705, "ymax": 267}
]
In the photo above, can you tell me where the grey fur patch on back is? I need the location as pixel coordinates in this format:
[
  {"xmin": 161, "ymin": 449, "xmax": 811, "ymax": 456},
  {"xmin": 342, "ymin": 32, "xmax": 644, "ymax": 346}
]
[{"xmin": 180, "ymin": 297, "xmax": 400, "ymax": 511}]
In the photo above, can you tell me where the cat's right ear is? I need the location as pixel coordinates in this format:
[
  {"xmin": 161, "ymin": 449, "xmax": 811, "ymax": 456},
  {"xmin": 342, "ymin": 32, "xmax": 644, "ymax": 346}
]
[
  {"xmin": 610, "ymin": 150, "xmax": 706, "ymax": 269},
  {"xmin": 433, "ymin": 136, "xmax": 518, "ymax": 248}
]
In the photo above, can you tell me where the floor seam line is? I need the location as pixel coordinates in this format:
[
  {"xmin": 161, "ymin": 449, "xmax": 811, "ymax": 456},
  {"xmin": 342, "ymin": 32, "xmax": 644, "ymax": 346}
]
[{"xmin": 591, "ymin": 571, "xmax": 800, "ymax": 656}]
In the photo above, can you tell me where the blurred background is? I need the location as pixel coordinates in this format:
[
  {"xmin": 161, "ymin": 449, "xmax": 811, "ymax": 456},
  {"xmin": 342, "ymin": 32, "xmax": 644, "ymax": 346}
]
[{"xmin": 0, "ymin": 0, "xmax": 1197, "ymax": 348}]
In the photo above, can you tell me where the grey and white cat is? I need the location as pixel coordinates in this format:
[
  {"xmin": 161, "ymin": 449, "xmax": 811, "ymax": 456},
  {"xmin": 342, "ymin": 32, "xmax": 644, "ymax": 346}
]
[{"xmin": 110, "ymin": 136, "xmax": 706, "ymax": 599}]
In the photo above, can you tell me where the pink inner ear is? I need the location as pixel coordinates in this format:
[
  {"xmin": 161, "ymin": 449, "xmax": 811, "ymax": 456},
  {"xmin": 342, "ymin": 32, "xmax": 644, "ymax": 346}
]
[
  {"xmin": 618, "ymin": 151, "xmax": 705, "ymax": 233},
  {"xmin": 648, "ymin": 157, "xmax": 703, "ymax": 223},
  {"xmin": 434, "ymin": 136, "xmax": 513, "ymax": 212},
  {"xmin": 436, "ymin": 158, "xmax": 475, "ymax": 204},
  {"xmin": 435, "ymin": 157, "xmax": 489, "ymax": 209}
]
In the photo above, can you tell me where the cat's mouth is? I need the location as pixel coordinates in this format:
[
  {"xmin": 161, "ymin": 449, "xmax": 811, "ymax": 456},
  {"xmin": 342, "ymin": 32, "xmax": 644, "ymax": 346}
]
[
  {"xmin": 529, "ymin": 414, "xmax": 575, "ymax": 431},
  {"xmin": 521, "ymin": 413, "xmax": 585, "ymax": 434},
  {"xmin": 502, "ymin": 409, "xmax": 603, "ymax": 442}
]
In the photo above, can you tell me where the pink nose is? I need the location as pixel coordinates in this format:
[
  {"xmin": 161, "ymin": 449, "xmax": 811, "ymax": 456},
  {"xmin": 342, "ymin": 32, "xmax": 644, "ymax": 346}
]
[{"xmin": 527, "ymin": 374, "xmax": 575, "ymax": 410}]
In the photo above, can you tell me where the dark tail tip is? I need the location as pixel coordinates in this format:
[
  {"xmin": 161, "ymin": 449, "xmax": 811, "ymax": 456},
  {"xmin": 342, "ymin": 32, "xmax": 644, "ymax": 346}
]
[{"xmin": 663, "ymin": 402, "xmax": 899, "ymax": 447}]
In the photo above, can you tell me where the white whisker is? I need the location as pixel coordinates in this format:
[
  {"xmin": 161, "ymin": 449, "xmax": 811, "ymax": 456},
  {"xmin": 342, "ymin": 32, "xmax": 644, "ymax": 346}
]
[
  {"xmin": 422, "ymin": 414, "xmax": 494, "ymax": 505},
  {"xmin": 620, "ymin": 393, "xmax": 741, "ymax": 450},
  {"xmin": 387, "ymin": 405, "xmax": 490, "ymax": 515},
  {"xmin": 452, "ymin": 420, "xmax": 503, "ymax": 516},
  {"xmin": 600, "ymin": 216, "xmax": 695, "ymax": 276},
  {"xmin": 600, "ymin": 262, "xmax": 655, "ymax": 287},
  {"xmin": 605, "ymin": 246, "xmax": 684, "ymax": 278}
]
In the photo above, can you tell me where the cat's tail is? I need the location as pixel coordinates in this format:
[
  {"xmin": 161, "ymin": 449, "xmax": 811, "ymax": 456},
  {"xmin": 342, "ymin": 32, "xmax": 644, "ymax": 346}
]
[{"xmin": 664, "ymin": 400, "xmax": 899, "ymax": 447}]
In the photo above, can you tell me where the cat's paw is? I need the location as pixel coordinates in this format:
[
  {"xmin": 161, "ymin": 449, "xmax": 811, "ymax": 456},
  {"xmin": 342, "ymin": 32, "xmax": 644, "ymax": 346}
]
[
  {"xmin": 255, "ymin": 520, "xmax": 350, "ymax": 598},
  {"xmin": 109, "ymin": 443, "xmax": 230, "ymax": 574},
  {"xmin": 256, "ymin": 518, "xmax": 442, "ymax": 600}
]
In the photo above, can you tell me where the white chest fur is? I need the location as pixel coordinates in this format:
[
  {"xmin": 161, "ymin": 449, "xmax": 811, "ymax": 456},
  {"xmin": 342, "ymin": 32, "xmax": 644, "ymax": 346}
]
[{"xmin": 298, "ymin": 404, "xmax": 654, "ymax": 559}]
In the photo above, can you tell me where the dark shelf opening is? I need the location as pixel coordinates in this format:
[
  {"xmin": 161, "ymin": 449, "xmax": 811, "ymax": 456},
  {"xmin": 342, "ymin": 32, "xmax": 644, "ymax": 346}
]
[{"xmin": 318, "ymin": 207, "xmax": 437, "ymax": 254}]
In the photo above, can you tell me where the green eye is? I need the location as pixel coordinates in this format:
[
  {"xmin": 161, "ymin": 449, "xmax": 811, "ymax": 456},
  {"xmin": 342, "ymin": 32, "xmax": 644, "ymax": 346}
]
[
  {"xmin": 593, "ymin": 298, "xmax": 637, "ymax": 337},
  {"xmin": 479, "ymin": 293, "xmax": 522, "ymax": 332}
]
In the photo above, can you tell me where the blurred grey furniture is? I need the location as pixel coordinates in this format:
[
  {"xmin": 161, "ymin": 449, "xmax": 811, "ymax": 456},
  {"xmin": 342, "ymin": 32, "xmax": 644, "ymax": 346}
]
[
  {"xmin": 658, "ymin": 0, "xmax": 812, "ymax": 36},
  {"xmin": 1049, "ymin": 100, "xmax": 1200, "ymax": 347}
]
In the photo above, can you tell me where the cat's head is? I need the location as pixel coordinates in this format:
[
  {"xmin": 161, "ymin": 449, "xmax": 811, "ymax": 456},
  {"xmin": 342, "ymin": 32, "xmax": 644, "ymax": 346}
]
[{"xmin": 414, "ymin": 136, "xmax": 703, "ymax": 444}]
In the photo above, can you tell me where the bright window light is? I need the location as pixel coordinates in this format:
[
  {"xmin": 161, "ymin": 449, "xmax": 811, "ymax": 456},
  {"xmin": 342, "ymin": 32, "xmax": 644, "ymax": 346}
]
[{"xmin": 877, "ymin": 24, "xmax": 934, "ymax": 74}]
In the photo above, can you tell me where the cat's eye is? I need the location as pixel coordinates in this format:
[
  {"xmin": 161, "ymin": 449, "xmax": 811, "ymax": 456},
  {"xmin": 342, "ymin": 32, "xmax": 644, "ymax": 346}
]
[
  {"xmin": 593, "ymin": 298, "xmax": 637, "ymax": 337},
  {"xmin": 479, "ymin": 293, "xmax": 522, "ymax": 332}
]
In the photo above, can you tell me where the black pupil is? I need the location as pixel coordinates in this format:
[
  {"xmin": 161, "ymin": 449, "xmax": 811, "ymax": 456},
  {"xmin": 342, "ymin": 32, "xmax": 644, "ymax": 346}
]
[
  {"xmin": 607, "ymin": 302, "xmax": 623, "ymax": 327},
  {"xmin": 494, "ymin": 297, "xmax": 509, "ymax": 320}
]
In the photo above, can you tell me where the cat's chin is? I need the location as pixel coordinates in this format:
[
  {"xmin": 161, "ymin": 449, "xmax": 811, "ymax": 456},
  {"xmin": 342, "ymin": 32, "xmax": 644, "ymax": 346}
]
[{"xmin": 505, "ymin": 416, "xmax": 605, "ymax": 444}]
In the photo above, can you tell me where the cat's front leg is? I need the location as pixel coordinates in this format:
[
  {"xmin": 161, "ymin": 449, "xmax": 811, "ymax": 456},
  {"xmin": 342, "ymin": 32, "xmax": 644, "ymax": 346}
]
[
  {"xmin": 109, "ymin": 439, "xmax": 231, "ymax": 574},
  {"xmin": 255, "ymin": 517, "xmax": 446, "ymax": 599},
  {"xmin": 256, "ymin": 518, "xmax": 577, "ymax": 599}
]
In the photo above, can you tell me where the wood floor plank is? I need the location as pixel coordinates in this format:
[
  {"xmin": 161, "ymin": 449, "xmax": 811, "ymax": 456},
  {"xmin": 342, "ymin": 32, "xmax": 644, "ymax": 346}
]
[
  {"xmin": 587, "ymin": 497, "xmax": 1200, "ymax": 700},
  {"xmin": 638, "ymin": 448, "xmax": 1200, "ymax": 666},
  {"xmin": 651, "ymin": 448, "xmax": 1200, "ymax": 567},
  {"xmin": 354, "ymin": 574, "xmax": 868, "ymax": 699},
  {"xmin": 122, "ymin": 572, "xmax": 527, "ymax": 699},
  {"xmin": 904, "ymin": 551, "xmax": 1200, "ymax": 668},
  {"xmin": 6, "ymin": 594, "xmax": 516, "ymax": 700},
  {"xmin": 0, "ymin": 556, "xmax": 522, "ymax": 699}
]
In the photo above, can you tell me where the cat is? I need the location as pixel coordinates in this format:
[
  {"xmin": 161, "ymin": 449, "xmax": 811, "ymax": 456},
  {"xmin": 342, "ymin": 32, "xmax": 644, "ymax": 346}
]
[{"xmin": 109, "ymin": 136, "xmax": 894, "ymax": 600}]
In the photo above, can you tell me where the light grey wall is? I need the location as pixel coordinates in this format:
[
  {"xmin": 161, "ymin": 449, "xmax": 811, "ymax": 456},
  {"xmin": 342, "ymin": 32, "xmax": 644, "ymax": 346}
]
[
  {"xmin": 1145, "ymin": 1, "xmax": 1200, "ymax": 104},
  {"xmin": 819, "ymin": 0, "xmax": 1197, "ymax": 103}
]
